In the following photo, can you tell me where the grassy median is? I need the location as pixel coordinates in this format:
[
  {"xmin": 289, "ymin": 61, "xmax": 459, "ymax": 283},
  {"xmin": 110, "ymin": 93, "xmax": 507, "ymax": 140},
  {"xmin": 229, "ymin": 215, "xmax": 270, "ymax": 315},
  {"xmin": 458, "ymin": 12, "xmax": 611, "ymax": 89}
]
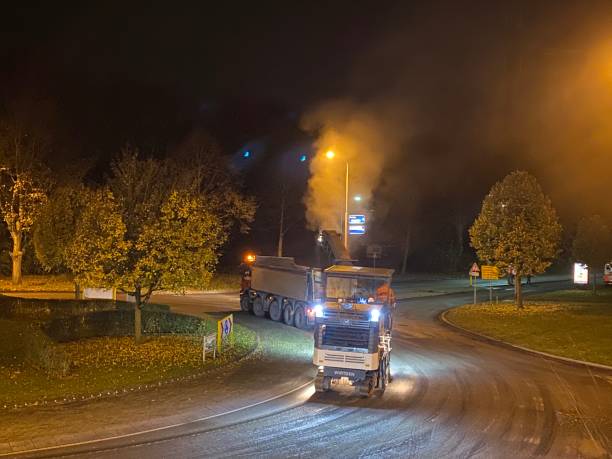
[
  {"xmin": 0, "ymin": 319, "xmax": 256, "ymax": 407},
  {"xmin": 446, "ymin": 289, "xmax": 612, "ymax": 366}
]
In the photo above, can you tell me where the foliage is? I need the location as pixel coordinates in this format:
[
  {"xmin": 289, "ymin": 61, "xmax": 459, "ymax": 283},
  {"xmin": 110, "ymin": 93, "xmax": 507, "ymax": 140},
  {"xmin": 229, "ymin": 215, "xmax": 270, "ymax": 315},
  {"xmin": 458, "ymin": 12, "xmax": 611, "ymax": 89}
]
[
  {"xmin": 0, "ymin": 168, "xmax": 48, "ymax": 284},
  {"xmin": 572, "ymin": 214, "xmax": 612, "ymax": 293},
  {"xmin": 66, "ymin": 147, "xmax": 254, "ymax": 342},
  {"xmin": 0, "ymin": 296, "xmax": 169, "ymax": 321},
  {"xmin": 0, "ymin": 324, "xmax": 257, "ymax": 406},
  {"xmin": 0, "ymin": 319, "xmax": 70, "ymax": 377},
  {"xmin": 43, "ymin": 309, "xmax": 208, "ymax": 342},
  {"xmin": 33, "ymin": 186, "xmax": 86, "ymax": 272},
  {"xmin": 66, "ymin": 188, "xmax": 129, "ymax": 288},
  {"xmin": 469, "ymin": 171, "xmax": 562, "ymax": 307},
  {"xmin": 133, "ymin": 190, "xmax": 225, "ymax": 294},
  {"xmin": 0, "ymin": 110, "xmax": 54, "ymax": 284}
]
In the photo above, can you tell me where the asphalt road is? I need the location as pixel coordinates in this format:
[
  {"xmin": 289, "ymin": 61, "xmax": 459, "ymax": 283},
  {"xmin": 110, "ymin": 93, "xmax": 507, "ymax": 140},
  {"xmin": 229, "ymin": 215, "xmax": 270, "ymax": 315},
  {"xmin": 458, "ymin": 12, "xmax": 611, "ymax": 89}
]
[{"xmin": 32, "ymin": 281, "xmax": 611, "ymax": 459}]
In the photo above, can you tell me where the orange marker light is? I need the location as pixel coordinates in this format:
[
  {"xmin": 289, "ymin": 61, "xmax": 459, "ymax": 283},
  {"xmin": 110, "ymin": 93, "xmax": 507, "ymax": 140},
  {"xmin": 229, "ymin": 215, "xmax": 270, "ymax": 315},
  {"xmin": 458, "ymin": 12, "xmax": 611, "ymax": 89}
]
[{"xmin": 244, "ymin": 253, "xmax": 256, "ymax": 264}]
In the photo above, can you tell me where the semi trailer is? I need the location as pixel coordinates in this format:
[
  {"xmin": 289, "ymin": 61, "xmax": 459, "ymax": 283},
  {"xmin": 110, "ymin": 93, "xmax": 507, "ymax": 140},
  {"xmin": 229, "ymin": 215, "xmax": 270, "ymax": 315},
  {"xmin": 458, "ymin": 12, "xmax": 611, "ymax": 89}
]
[
  {"xmin": 240, "ymin": 256, "xmax": 323, "ymax": 329},
  {"xmin": 313, "ymin": 265, "xmax": 395, "ymax": 396}
]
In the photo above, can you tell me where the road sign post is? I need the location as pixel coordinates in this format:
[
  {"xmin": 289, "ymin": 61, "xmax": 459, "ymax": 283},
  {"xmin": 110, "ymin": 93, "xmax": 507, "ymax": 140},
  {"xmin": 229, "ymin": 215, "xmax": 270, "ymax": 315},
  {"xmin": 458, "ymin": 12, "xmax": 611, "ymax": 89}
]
[
  {"xmin": 469, "ymin": 263, "xmax": 480, "ymax": 304},
  {"xmin": 367, "ymin": 244, "xmax": 382, "ymax": 268}
]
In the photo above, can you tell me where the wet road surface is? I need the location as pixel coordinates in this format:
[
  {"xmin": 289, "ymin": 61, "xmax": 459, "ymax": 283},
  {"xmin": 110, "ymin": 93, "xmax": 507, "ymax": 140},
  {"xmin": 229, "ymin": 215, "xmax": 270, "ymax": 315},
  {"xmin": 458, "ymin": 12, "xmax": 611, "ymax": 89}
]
[{"xmin": 29, "ymin": 282, "xmax": 611, "ymax": 459}]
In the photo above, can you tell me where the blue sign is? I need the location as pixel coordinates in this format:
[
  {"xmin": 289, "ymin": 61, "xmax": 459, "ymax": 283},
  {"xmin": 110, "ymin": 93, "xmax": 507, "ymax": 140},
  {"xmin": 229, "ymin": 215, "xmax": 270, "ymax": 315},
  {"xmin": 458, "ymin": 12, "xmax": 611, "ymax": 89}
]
[
  {"xmin": 349, "ymin": 224, "xmax": 365, "ymax": 235},
  {"xmin": 349, "ymin": 214, "xmax": 366, "ymax": 225}
]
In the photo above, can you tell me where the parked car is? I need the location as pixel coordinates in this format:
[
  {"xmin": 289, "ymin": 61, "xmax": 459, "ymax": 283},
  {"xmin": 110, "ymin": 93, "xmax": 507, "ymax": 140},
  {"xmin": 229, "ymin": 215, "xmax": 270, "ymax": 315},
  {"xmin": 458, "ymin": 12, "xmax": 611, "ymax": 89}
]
[{"xmin": 604, "ymin": 262, "xmax": 612, "ymax": 286}]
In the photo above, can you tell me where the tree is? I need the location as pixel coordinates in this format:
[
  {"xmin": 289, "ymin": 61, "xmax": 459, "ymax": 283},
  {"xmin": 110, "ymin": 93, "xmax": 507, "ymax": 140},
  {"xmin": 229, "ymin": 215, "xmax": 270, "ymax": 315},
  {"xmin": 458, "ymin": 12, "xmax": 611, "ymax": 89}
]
[
  {"xmin": 67, "ymin": 147, "xmax": 254, "ymax": 343},
  {"xmin": 572, "ymin": 215, "xmax": 612, "ymax": 294},
  {"xmin": 0, "ymin": 167, "xmax": 48, "ymax": 284},
  {"xmin": 33, "ymin": 185, "xmax": 86, "ymax": 273},
  {"xmin": 469, "ymin": 171, "xmax": 562, "ymax": 308}
]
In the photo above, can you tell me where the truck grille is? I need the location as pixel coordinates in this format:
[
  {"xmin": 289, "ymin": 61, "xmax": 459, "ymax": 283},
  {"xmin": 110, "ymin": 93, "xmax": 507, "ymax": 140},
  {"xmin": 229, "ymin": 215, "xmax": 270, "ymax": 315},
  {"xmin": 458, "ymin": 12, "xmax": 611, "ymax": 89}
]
[
  {"xmin": 324, "ymin": 352, "xmax": 365, "ymax": 364},
  {"xmin": 322, "ymin": 325, "xmax": 370, "ymax": 349}
]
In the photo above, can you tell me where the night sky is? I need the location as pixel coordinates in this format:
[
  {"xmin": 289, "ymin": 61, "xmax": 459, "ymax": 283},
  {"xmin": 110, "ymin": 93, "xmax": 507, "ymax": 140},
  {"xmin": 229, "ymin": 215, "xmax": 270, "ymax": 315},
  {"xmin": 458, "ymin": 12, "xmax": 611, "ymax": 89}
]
[{"xmin": 2, "ymin": 1, "xmax": 612, "ymax": 269}]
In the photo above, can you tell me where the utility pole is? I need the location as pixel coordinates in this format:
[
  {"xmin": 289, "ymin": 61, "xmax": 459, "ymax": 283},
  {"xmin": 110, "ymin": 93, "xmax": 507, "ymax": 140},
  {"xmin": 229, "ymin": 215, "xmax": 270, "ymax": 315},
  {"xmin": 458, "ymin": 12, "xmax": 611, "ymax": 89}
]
[{"xmin": 344, "ymin": 161, "xmax": 349, "ymax": 250}]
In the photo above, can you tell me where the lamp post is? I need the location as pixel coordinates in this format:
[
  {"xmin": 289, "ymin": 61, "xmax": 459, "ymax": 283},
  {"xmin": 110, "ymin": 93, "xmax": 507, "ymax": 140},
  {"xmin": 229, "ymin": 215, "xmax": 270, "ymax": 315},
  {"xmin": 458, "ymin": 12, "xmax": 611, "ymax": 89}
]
[{"xmin": 326, "ymin": 150, "xmax": 350, "ymax": 250}]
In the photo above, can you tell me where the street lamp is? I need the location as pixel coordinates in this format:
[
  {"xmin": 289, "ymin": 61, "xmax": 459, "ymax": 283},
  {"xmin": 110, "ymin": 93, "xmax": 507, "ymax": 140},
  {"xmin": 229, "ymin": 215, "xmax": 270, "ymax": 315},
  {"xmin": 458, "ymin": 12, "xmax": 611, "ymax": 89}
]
[{"xmin": 325, "ymin": 150, "xmax": 349, "ymax": 250}]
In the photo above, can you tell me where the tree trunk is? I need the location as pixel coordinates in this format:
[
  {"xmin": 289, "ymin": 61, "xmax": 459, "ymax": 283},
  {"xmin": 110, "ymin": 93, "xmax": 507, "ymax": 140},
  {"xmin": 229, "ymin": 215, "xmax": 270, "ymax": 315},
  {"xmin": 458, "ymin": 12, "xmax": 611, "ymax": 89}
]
[
  {"xmin": 134, "ymin": 287, "xmax": 142, "ymax": 344},
  {"xmin": 515, "ymin": 274, "xmax": 523, "ymax": 309},
  {"xmin": 10, "ymin": 231, "xmax": 23, "ymax": 286},
  {"xmin": 401, "ymin": 227, "xmax": 411, "ymax": 275},
  {"xmin": 592, "ymin": 270, "xmax": 597, "ymax": 295}
]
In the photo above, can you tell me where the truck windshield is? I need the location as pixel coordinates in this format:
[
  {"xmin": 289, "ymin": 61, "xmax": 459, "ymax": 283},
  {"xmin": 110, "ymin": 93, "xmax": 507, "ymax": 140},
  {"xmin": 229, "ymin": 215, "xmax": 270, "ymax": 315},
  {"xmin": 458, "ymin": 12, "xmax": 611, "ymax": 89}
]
[{"xmin": 326, "ymin": 275, "xmax": 390, "ymax": 303}]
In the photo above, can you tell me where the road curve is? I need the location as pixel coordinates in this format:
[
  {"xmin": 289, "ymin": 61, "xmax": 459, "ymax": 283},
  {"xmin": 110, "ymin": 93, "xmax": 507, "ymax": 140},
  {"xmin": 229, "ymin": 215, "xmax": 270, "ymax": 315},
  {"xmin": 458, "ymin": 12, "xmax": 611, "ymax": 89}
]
[{"xmin": 26, "ymin": 286, "xmax": 612, "ymax": 458}]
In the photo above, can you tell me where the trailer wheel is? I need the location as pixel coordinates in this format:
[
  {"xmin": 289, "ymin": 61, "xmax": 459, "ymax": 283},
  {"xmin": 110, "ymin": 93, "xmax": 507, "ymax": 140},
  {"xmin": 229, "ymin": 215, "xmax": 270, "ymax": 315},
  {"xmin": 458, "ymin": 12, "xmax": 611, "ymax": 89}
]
[
  {"xmin": 268, "ymin": 297, "xmax": 282, "ymax": 321},
  {"xmin": 253, "ymin": 296, "xmax": 266, "ymax": 317},
  {"xmin": 240, "ymin": 293, "xmax": 252, "ymax": 313},
  {"xmin": 282, "ymin": 305, "xmax": 293, "ymax": 325},
  {"xmin": 293, "ymin": 304, "xmax": 307, "ymax": 329}
]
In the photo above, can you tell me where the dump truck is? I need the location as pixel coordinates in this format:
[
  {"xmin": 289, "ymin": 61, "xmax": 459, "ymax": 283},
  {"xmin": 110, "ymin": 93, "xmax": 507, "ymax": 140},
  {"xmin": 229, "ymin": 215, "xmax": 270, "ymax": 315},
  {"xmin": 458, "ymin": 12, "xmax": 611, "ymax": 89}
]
[
  {"xmin": 240, "ymin": 256, "xmax": 323, "ymax": 329},
  {"xmin": 313, "ymin": 265, "xmax": 395, "ymax": 396}
]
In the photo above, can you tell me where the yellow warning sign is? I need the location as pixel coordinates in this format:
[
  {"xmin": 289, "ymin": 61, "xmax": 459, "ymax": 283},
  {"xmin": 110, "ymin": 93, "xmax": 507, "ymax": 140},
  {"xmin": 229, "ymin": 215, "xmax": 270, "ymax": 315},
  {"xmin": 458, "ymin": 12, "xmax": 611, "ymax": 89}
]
[{"xmin": 481, "ymin": 265, "xmax": 500, "ymax": 280}]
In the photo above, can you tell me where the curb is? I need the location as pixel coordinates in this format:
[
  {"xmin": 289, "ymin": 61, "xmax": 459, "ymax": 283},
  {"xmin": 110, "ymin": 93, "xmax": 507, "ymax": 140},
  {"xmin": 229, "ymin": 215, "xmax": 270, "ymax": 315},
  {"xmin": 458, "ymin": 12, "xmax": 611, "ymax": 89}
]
[
  {"xmin": 395, "ymin": 278, "xmax": 570, "ymax": 302},
  {"xmin": 438, "ymin": 308, "xmax": 612, "ymax": 373}
]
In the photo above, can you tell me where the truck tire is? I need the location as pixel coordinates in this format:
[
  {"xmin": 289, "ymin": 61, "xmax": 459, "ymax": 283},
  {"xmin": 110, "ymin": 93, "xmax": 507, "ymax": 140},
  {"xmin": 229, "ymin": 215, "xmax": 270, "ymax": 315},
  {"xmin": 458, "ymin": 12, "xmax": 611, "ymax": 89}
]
[
  {"xmin": 240, "ymin": 293, "xmax": 252, "ymax": 313},
  {"xmin": 253, "ymin": 296, "xmax": 266, "ymax": 318},
  {"xmin": 269, "ymin": 297, "xmax": 282, "ymax": 321},
  {"xmin": 282, "ymin": 305, "xmax": 293, "ymax": 325},
  {"xmin": 293, "ymin": 304, "xmax": 307, "ymax": 329}
]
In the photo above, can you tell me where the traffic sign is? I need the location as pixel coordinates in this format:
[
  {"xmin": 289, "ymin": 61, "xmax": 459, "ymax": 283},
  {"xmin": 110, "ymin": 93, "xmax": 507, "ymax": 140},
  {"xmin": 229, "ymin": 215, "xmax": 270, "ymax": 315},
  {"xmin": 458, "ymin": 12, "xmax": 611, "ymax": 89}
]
[
  {"xmin": 217, "ymin": 314, "xmax": 234, "ymax": 352},
  {"xmin": 481, "ymin": 265, "xmax": 500, "ymax": 280},
  {"xmin": 573, "ymin": 263, "xmax": 588, "ymax": 285},
  {"xmin": 349, "ymin": 214, "xmax": 366, "ymax": 225},
  {"xmin": 349, "ymin": 224, "xmax": 365, "ymax": 235},
  {"xmin": 469, "ymin": 262, "xmax": 480, "ymax": 277}
]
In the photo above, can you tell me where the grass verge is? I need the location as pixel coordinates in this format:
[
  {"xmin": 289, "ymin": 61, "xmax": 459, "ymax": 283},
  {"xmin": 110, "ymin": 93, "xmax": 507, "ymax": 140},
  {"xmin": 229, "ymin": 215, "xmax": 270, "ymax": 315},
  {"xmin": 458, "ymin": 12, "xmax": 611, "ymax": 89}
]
[
  {"xmin": 0, "ymin": 275, "xmax": 75, "ymax": 292},
  {"xmin": 0, "ymin": 273, "xmax": 241, "ymax": 293},
  {"xmin": 446, "ymin": 292, "xmax": 612, "ymax": 367},
  {"xmin": 0, "ymin": 322, "xmax": 256, "ymax": 407}
]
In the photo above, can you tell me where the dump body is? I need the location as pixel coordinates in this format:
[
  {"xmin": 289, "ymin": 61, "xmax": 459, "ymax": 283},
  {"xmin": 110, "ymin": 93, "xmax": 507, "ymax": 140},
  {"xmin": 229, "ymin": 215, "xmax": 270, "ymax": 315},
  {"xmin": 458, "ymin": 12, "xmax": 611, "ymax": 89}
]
[
  {"xmin": 250, "ymin": 256, "xmax": 310, "ymax": 301},
  {"xmin": 240, "ymin": 256, "xmax": 321, "ymax": 329}
]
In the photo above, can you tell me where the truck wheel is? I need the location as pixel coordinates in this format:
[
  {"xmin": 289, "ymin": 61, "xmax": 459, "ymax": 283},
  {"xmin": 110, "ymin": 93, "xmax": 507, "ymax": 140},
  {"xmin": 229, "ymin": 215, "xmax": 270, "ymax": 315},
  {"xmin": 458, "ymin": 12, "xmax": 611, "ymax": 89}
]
[
  {"xmin": 379, "ymin": 358, "xmax": 390, "ymax": 392},
  {"xmin": 269, "ymin": 297, "xmax": 282, "ymax": 321},
  {"xmin": 253, "ymin": 296, "xmax": 266, "ymax": 318},
  {"xmin": 282, "ymin": 305, "xmax": 293, "ymax": 325},
  {"xmin": 293, "ymin": 305, "xmax": 307, "ymax": 329},
  {"xmin": 240, "ymin": 294, "xmax": 252, "ymax": 313},
  {"xmin": 357, "ymin": 377, "xmax": 374, "ymax": 397}
]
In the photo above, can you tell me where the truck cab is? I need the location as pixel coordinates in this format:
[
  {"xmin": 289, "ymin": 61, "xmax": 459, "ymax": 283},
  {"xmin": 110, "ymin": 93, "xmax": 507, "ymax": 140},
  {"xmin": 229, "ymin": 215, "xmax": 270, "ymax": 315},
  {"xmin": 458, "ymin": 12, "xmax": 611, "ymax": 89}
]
[{"xmin": 313, "ymin": 265, "xmax": 395, "ymax": 396}]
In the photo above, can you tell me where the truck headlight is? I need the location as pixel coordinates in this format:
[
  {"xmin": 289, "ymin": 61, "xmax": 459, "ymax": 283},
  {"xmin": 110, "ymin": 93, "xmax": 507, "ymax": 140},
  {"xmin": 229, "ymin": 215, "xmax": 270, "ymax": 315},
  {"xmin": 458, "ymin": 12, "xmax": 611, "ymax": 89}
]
[
  {"xmin": 314, "ymin": 304, "xmax": 324, "ymax": 318},
  {"xmin": 370, "ymin": 309, "xmax": 380, "ymax": 322}
]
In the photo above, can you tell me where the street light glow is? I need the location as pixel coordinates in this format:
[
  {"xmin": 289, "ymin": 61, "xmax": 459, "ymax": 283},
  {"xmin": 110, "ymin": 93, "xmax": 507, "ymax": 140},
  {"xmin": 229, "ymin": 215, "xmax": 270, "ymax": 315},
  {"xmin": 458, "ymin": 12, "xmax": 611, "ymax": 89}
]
[
  {"xmin": 325, "ymin": 150, "xmax": 335, "ymax": 159},
  {"xmin": 354, "ymin": 195, "xmax": 362, "ymax": 202}
]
